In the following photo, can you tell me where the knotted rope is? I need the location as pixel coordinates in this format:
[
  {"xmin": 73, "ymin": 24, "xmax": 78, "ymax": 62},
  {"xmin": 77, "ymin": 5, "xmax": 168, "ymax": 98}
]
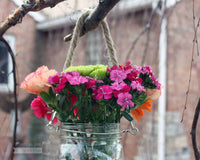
[{"xmin": 63, "ymin": 10, "xmax": 118, "ymax": 70}]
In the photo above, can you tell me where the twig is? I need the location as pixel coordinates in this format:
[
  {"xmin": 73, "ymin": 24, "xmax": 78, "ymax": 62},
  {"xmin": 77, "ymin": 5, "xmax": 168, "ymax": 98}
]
[
  {"xmin": 0, "ymin": 0, "xmax": 64, "ymax": 37},
  {"xmin": 141, "ymin": 26, "xmax": 151, "ymax": 65},
  {"xmin": 64, "ymin": 0, "xmax": 120, "ymax": 42},
  {"xmin": 190, "ymin": 98, "xmax": 200, "ymax": 160},
  {"xmin": 125, "ymin": 26, "xmax": 149, "ymax": 62},
  {"xmin": 181, "ymin": 0, "xmax": 200, "ymax": 122},
  {"xmin": 0, "ymin": 38, "xmax": 18, "ymax": 160}
]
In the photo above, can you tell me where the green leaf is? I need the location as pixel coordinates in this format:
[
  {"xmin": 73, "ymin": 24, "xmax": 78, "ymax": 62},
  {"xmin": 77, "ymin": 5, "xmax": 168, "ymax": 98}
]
[
  {"xmin": 121, "ymin": 111, "xmax": 133, "ymax": 121},
  {"xmin": 49, "ymin": 87, "xmax": 56, "ymax": 98},
  {"xmin": 39, "ymin": 92, "xmax": 51, "ymax": 104},
  {"xmin": 59, "ymin": 95, "xmax": 66, "ymax": 107}
]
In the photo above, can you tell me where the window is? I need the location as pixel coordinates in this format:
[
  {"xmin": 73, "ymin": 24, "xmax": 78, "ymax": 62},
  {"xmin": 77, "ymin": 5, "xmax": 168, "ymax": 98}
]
[
  {"xmin": 86, "ymin": 30, "xmax": 102, "ymax": 65},
  {"xmin": 0, "ymin": 35, "xmax": 15, "ymax": 93}
]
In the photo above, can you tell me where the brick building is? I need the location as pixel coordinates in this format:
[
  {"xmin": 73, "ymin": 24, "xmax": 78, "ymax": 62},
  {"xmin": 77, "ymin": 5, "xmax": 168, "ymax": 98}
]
[{"xmin": 0, "ymin": 0, "xmax": 199, "ymax": 160}]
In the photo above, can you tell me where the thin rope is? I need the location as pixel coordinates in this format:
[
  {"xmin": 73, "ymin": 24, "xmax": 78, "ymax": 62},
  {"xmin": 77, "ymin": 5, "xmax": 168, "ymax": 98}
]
[
  {"xmin": 63, "ymin": 10, "xmax": 119, "ymax": 70},
  {"xmin": 63, "ymin": 11, "xmax": 90, "ymax": 69},
  {"xmin": 101, "ymin": 19, "xmax": 118, "ymax": 66}
]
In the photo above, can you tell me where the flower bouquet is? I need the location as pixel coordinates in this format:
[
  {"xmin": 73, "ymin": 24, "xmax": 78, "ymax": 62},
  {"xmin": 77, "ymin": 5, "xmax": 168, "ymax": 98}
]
[
  {"xmin": 20, "ymin": 62, "xmax": 161, "ymax": 159},
  {"xmin": 20, "ymin": 12, "xmax": 161, "ymax": 160}
]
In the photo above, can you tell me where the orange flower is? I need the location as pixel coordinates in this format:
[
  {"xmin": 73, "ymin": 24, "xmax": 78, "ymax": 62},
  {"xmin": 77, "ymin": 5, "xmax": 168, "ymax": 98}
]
[
  {"xmin": 130, "ymin": 99, "xmax": 153, "ymax": 122},
  {"xmin": 20, "ymin": 66, "xmax": 57, "ymax": 94}
]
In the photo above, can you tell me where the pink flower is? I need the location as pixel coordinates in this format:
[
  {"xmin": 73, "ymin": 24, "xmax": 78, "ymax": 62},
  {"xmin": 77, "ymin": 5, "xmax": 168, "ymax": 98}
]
[
  {"xmin": 135, "ymin": 66, "xmax": 145, "ymax": 74},
  {"xmin": 66, "ymin": 74, "xmax": 88, "ymax": 85},
  {"xmin": 155, "ymin": 79, "xmax": 161, "ymax": 89},
  {"xmin": 31, "ymin": 96, "xmax": 57, "ymax": 124},
  {"xmin": 95, "ymin": 85, "xmax": 113, "ymax": 100},
  {"xmin": 111, "ymin": 82, "xmax": 130, "ymax": 98},
  {"xmin": 110, "ymin": 70, "xmax": 127, "ymax": 83},
  {"xmin": 111, "ymin": 82, "xmax": 123, "ymax": 91},
  {"xmin": 20, "ymin": 66, "xmax": 57, "ymax": 94},
  {"xmin": 131, "ymin": 81, "xmax": 146, "ymax": 92},
  {"xmin": 117, "ymin": 92, "xmax": 134, "ymax": 110}
]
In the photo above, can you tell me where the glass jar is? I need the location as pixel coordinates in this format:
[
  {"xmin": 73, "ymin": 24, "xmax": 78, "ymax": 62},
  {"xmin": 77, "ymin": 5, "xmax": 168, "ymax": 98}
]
[{"xmin": 58, "ymin": 123, "xmax": 124, "ymax": 160}]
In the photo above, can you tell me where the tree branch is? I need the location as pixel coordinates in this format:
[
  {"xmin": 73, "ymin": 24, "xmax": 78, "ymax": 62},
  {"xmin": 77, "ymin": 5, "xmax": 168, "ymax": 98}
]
[
  {"xmin": 190, "ymin": 98, "xmax": 200, "ymax": 160},
  {"xmin": 64, "ymin": 0, "xmax": 120, "ymax": 42},
  {"xmin": 0, "ymin": 0, "xmax": 64, "ymax": 37}
]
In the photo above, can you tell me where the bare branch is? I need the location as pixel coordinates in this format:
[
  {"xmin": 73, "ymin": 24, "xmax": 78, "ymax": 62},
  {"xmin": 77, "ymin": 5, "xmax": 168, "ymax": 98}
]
[
  {"xmin": 125, "ymin": 1, "xmax": 159, "ymax": 62},
  {"xmin": 0, "ymin": 0, "xmax": 64, "ymax": 37},
  {"xmin": 64, "ymin": 0, "xmax": 120, "ymax": 42},
  {"xmin": 190, "ymin": 98, "xmax": 200, "ymax": 160}
]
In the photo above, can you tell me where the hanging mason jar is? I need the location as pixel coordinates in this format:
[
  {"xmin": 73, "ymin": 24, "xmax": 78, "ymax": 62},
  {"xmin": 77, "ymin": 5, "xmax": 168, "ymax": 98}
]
[{"xmin": 59, "ymin": 123, "xmax": 123, "ymax": 160}]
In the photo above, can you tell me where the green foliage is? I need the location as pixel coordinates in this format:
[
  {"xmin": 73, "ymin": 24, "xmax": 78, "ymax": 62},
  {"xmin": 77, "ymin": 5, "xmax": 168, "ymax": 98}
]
[
  {"xmin": 140, "ymin": 73, "xmax": 156, "ymax": 89},
  {"xmin": 65, "ymin": 65, "xmax": 107, "ymax": 80}
]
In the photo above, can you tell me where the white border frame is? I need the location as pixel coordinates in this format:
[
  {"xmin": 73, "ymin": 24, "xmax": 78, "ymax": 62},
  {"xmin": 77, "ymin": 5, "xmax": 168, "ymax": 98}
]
[{"xmin": 0, "ymin": 35, "xmax": 16, "ymax": 93}]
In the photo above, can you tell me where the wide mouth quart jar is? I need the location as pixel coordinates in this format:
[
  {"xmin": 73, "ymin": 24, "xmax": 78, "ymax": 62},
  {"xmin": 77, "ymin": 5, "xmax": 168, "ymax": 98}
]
[{"xmin": 59, "ymin": 123, "xmax": 124, "ymax": 160}]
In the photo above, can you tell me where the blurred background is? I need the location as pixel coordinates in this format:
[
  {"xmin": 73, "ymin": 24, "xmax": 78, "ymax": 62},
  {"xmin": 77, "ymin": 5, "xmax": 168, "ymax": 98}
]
[{"xmin": 0, "ymin": 0, "xmax": 200, "ymax": 159}]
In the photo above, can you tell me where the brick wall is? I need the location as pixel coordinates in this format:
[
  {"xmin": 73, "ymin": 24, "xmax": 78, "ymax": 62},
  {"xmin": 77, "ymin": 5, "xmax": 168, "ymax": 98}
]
[
  {"xmin": 168, "ymin": 0, "xmax": 200, "ymax": 158},
  {"xmin": 1, "ymin": 0, "xmax": 199, "ymax": 159}
]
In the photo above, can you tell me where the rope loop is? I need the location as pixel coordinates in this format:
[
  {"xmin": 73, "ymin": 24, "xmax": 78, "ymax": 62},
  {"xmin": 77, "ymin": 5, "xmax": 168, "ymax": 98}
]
[{"xmin": 63, "ymin": 10, "xmax": 118, "ymax": 70}]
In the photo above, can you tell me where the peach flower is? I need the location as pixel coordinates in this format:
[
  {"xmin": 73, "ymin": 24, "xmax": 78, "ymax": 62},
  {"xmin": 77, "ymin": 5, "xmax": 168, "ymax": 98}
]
[
  {"xmin": 20, "ymin": 66, "xmax": 57, "ymax": 94},
  {"xmin": 146, "ymin": 88, "xmax": 161, "ymax": 100}
]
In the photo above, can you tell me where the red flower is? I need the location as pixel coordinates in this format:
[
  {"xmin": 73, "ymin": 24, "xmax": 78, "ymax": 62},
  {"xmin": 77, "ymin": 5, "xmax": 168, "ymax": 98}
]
[
  {"xmin": 127, "ymin": 72, "xmax": 137, "ymax": 81},
  {"xmin": 31, "ymin": 96, "xmax": 57, "ymax": 124},
  {"xmin": 85, "ymin": 80, "xmax": 96, "ymax": 89}
]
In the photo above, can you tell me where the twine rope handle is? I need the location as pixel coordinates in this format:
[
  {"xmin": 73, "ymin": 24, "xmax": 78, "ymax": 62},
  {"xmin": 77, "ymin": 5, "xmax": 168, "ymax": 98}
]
[{"xmin": 63, "ymin": 10, "xmax": 119, "ymax": 70}]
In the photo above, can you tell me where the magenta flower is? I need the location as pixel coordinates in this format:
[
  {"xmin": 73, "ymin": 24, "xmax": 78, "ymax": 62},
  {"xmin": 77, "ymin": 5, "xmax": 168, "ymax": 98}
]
[
  {"xmin": 95, "ymin": 85, "xmax": 113, "ymax": 100},
  {"xmin": 135, "ymin": 78, "xmax": 143, "ymax": 84},
  {"xmin": 110, "ymin": 70, "xmax": 127, "ymax": 83},
  {"xmin": 48, "ymin": 72, "xmax": 61, "ymax": 84},
  {"xmin": 127, "ymin": 72, "xmax": 138, "ymax": 81},
  {"xmin": 31, "ymin": 96, "xmax": 57, "ymax": 124},
  {"xmin": 117, "ymin": 92, "xmax": 134, "ymax": 110},
  {"xmin": 68, "ymin": 71, "xmax": 80, "ymax": 76},
  {"xmin": 121, "ymin": 83, "xmax": 131, "ymax": 92},
  {"xmin": 85, "ymin": 80, "xmax": 96, "ymax": 89},
  {"xmin": 55, "ymin": 83, "xmax": 66, "ymax": 93},
  {"xmin": 55, "ymin": 76, "xmax": 68, "ymax": 93},
  {"xmin": 143, "ymin": 66, "xmax": 152, "ymax": 74},
  {"xmin": 151, "ymin": 74, "xmax": 161, "ymax": 89},
  {"xmin": 131, "ymin": 81, "xmax": 146, "ymax": 92},
  {"xmin": 107, "ymin": 65, "xmax": 118, "ymax": 72}
]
